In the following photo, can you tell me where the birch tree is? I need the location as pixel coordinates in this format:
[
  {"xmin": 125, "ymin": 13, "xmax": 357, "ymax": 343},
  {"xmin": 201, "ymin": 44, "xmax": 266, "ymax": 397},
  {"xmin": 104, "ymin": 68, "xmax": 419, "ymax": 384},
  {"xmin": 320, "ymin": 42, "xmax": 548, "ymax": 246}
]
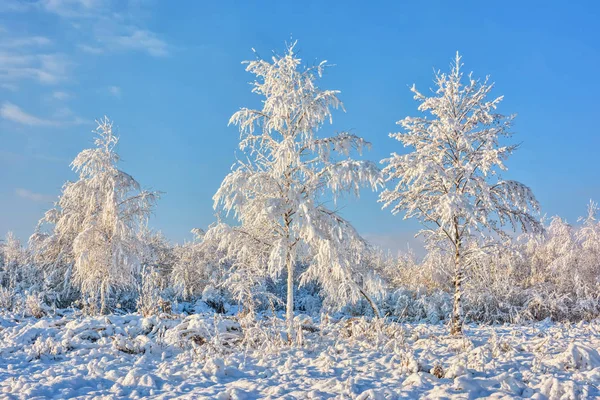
[
  {"xmin": 212, "ymin": 42, "xmax": 382, "ymax": 341},
  {"xmin": 33, "ymin": 118, "xmax": 158, "ymax": 313},
  {"xmin": 380, "ymin": 53, "xmax": 542, "ymax": 335}
]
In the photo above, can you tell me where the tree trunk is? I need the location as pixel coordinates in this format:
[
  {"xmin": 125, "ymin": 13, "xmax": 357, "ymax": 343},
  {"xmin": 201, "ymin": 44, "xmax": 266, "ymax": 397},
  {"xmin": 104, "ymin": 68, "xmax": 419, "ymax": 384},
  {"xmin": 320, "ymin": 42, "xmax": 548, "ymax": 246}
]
[
  {"xmin": 100, "ymin": 279, "xmax": 108, "ymax": 315},
  {"xmin": 359, "ymin": 287, "xmax": 381, "ymax": 318},
  {"xmin": 283, "ymin": 207, "xmax": 296, "ymax": 344},
  {"xmin": 451, "ymin": 248, "xmax": 463, "ymax": 335},
  {"xmin": 286, "ymin": 249, "xmax": 294, "ymax": 343}
]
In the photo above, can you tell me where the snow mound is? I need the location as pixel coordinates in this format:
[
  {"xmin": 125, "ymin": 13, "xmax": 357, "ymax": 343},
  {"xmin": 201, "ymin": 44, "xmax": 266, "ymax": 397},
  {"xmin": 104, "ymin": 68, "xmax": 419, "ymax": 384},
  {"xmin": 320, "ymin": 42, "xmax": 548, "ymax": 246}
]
[{"xmin": 553, "ymin": 342, "xmax": 600, "ymax": 370}]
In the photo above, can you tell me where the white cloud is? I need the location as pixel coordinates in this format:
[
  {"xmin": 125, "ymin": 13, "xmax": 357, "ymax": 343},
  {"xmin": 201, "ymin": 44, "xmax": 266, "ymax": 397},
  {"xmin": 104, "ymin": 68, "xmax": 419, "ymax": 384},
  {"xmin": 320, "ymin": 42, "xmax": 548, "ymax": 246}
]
[
  {"xmin": 39, "ymin": 0, "xmax": 106, "ymax": 18},
  {"xmin": 0, "ymin": 1, "xmax": 169, "ymax": 90},
  {"xmin": 0, "ymin": 102, "xmax": 57, "ymax": 126},
  {"xmin": 109, "ymin": 29, "xmax": 169, "ymax": 57},
  {"xmin": 1, "ymin": 102, "xmax": 87, "ymax": 127},
  {"xmin": 0, "ymin": 31, "xmax": 63, "ymax": 87},
  {"xmin": 0, "ymin": 48, "xmax": 72, "ymax": 86},
  {"xmin": 15, "ymin": 188, "xmax": 55, "ymax": 203},
  {"xmin": 37, "ymin": 54, "xmax": 71, "ymax": 84},
  {"xmin": 108, "ymin": 85, "xmax": 121, "ymax": 97},
  {"xmin": 0, "ymin": 83, "xmax": 18, "ymax": 92},
  {"xmin": 38, "ymin": 1, "xmax": 170, "ymax": 58},
  {"xmin": 0, "ymin": 1, "xmax": 33, "ymax": 12},
  {"xmin": 0, "ymin": 1, "xmax": 167, "ymax": 130},
  {"xmin": 1, "ymin": 36, "xmax": 52, "ymax": 48}
]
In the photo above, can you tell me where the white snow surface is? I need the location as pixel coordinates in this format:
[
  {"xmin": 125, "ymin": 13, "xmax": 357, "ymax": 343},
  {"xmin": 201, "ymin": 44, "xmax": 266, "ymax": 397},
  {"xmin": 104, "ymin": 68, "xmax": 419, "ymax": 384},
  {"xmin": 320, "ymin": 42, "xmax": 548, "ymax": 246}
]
[{"xmin": 1, "ymin": 311, "xmax": 600, "ymax": 399}]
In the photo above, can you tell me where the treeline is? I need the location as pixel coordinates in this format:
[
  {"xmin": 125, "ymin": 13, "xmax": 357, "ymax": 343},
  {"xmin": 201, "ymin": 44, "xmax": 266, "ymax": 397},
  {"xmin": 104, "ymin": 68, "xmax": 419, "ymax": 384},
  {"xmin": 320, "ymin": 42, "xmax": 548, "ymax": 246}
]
[
  {"xmin": 2, "ymin": 211, "xmax": 600, "ymax": 324},
  {"xmin": 1, "ymin": 43, "xmax": 597, "ymax": 337}
]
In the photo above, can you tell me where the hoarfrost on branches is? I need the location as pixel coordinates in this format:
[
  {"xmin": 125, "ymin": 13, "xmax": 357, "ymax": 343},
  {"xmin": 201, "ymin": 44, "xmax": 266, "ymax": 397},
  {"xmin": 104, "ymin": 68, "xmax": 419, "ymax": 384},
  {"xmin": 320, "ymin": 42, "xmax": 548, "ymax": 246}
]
[
  {"xmin": 31, "ymin": 118, "xmax": 158, "ymax": 314},
  {"xmin": 170, "ymin": 228, "xmax": 225, "ymax": 302},
  {"xmin": 211, "ymin": 42, "xmax": 383, "ymax": 341},
  {"xmin": 380, "ymin": 53, "xmax": 542, "ymax": 334}
]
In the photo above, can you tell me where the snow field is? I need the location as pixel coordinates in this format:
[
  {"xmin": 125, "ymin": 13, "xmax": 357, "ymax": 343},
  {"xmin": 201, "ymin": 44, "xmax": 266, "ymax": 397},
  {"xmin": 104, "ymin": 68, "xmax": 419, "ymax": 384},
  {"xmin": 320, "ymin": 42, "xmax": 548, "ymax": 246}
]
[{"xmin": 2, "ymin": 312, "xmax": 600, "ymax": 399}]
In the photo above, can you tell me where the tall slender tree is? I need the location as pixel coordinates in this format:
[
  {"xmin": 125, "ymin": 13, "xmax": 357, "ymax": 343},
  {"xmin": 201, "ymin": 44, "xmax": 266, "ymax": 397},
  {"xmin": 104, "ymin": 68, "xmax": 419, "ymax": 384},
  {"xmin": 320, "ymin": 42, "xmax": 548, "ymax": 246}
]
[
  {"xmin": 32, "ymin": 118, "xmax": 158, "ymax": 313},
  {"xmin": 380, "ymin": 53, "xmax": 542, "ymax": 335},
  {"xmin": 212, "ymin": 42, "xmax": 382, "ymax": 341}
]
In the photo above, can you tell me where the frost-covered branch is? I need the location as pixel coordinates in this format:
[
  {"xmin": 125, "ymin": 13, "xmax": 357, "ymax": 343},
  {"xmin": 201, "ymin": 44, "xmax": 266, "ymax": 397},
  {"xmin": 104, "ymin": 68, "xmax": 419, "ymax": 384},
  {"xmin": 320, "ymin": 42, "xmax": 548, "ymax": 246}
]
[
  {"xmin": 212, "ymin": 42, "xmax": 383, "ymax": 341},
  {"xmin": 380, "ymin": 53, "xmax": 541, "ymax": 334}
]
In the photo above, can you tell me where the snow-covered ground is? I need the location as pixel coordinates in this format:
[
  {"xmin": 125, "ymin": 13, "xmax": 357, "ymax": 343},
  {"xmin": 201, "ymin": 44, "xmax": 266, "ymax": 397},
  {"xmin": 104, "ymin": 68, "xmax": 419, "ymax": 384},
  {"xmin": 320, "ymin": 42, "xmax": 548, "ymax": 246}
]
[{"xmin": 1, "ymin": 311, "xmax": 599, "ymax": 399}]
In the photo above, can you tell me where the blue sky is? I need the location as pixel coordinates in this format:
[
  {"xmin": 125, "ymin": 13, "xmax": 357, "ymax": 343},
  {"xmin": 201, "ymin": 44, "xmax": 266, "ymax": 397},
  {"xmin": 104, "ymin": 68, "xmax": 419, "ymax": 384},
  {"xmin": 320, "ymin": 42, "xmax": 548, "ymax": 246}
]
[{"xmin": 0, "ymin": 0, "xmax": 599, "ymax": 254}]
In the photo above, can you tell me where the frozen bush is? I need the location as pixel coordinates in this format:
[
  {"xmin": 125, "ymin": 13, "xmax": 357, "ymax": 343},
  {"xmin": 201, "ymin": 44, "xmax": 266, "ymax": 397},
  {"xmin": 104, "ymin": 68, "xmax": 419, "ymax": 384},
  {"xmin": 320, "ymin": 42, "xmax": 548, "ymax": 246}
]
[
  {"xmin": 27, "ymin": 336, "xmax": 68, "ymax": 361},
  {"xmin": 137, "ymin": 267, "xmax": 171, "ymax": 317},
  {"xmin": 25, "ymin": 293, "xmax": 49, "ymax": 318},
  {"xmin": 0, "ymin": 286, "xmax": 13, "ymax": 310}
]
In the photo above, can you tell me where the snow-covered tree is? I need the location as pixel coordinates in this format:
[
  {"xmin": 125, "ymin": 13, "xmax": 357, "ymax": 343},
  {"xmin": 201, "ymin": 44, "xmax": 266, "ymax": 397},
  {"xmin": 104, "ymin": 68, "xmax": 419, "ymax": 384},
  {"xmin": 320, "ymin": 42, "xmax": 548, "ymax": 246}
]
[
  {"xmin": 212, "ymin": 42, "xmax": 382, "ymax": 341},
  {"xmin": 29, "ymin": 220, "xmax": 75, "ymax": 305},
  {"xmin": 579, "ymin": 200, "xmax": 600, "ymax": 257},
  {"xmin": 170, "ymin": 228, "xmax": 225, "ymax": 301},
  {"xmin": 0, "ymin": 232, "xmax": 29, "ymax": 290},
  {"xmin": 380, "ymin": 53, "xmax": 542, "ymax": 334},
  {"xmin": 139, "ymin": 229, "xmax": 176, "ymax": 281},
  {"xmin": 33, "ymin": 118, "xmax": 158, "ymax": 313},
  {"xmin": 204, "ymin": 222, "xmax": 274, "ymax": 316}
]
